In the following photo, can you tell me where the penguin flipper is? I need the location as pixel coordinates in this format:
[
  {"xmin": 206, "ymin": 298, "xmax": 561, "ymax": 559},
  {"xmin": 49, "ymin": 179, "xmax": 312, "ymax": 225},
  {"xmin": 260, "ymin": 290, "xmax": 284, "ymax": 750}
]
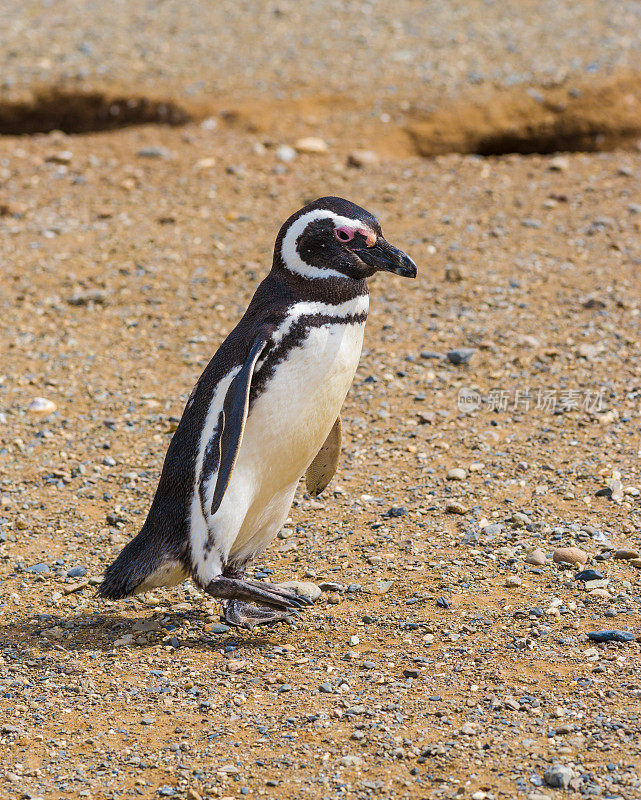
[
  {"xmin": 209, "ymin": 336, "xmax": 268, "ymax": 516},
  {"xmin": 305, "ymin": 415, "xmax": 342, "ymax": 496}
]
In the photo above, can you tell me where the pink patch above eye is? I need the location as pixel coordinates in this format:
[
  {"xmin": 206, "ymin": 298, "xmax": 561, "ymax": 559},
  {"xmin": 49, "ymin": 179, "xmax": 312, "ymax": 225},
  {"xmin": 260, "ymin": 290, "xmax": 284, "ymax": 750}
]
[{"xmin": 334, "ymin": 226, "xmax": 355, "ymax": 242}]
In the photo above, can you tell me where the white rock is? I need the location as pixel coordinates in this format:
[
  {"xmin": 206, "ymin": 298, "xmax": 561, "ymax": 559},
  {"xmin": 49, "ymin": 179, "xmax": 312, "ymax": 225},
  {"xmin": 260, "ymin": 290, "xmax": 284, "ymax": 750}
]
[
  {"xmin": 584, "ymin": 578, "xmax": 608, "ymax": 590},
  {"xmin": 340, "ymin": 755, "xmax": 363, "ymax": 767},
  {"xmin": 588, "ymin": 588, "xmax": 612, "ymax": 600},
  {"xmin": 295, "ymin": 137, "xmax": 328, "ymax": 154},
  {"xmin": 276, "ymin": 144, "xmax": 297, "ymax": 162},
  {"xmin": 27, "ymin": 397, "xmax": 57, "ymax": 415},
  {"xmin": 549, "ymin": 155, "xmax": 569, "ymax": 172},
  {"xmin": 195, "ymin": 156, "xmax": 216, "ymax": 171},
  {"xmin": 525, "ymin": 548, "xmax": 546, "ymax": 566},
  {"xmin": 276, "ymin": 580, "xmax": 321, "ymax": 601},
  {"xmin": 446, "ymin": 468, "xmax": 466, "ymax": 481},
  {"xmin": 347, "ymin": 150, "xmax": 379, "ymax": 168}
]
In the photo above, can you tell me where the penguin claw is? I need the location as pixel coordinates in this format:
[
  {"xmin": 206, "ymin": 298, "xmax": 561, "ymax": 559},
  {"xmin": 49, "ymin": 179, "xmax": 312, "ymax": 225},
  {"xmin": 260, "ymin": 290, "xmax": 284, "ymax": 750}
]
[
  {"xmin": 222, "ymin": 599, "xmax": 293, "ymax": 629},
  {"xmin": 243, "ymin": 579, "xmax": 314, "ymax": 605},
  {"xmin": 204, "ymin": 575, "xmax": 309, "ymax": 612}
]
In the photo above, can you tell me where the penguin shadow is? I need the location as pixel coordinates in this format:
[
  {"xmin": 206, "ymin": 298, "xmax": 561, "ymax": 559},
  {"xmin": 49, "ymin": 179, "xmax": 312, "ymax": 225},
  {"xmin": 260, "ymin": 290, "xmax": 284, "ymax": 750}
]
[{"xmin": 1, "ymin": 609, "xmax": 292, "ymax": 654}]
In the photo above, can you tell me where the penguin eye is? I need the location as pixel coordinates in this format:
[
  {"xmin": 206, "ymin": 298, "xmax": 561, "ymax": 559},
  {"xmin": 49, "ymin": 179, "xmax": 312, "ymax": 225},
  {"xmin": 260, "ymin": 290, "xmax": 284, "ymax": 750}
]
[{"xmin": 334, "ymin": 227, "xmax": 355, "ymax": 243}]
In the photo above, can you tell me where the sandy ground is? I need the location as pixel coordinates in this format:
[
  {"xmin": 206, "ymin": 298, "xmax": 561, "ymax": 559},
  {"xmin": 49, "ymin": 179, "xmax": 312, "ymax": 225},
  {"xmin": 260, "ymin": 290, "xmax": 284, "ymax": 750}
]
[{"xmin": 1, "ymin": 3, "xmax": 641, "ymax": 800}]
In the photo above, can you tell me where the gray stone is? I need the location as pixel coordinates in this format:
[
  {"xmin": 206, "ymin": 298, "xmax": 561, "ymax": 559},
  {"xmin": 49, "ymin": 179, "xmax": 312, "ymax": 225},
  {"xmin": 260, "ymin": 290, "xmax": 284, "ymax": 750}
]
[
  {"xmin": 587, "ymin": 630, "xmax": 635, "ymax": 643},
  {"xmin": 68, "ymin": 289, "xmax": 108, "ymax": 306},
  {"xmin": 543, "ymin": 764, "xmax": 574, "ymax": 789},
  {"xmin": 26, "ymin": 563, "xmax": 50, "ymax": 574},
  {"xmin": 482, "ymin": 523, "xmax": 504, "ymax": 537},
  {"xmin": 446, "ymin": 348, "xmax": 475, "ymax": 365},
  {"xmin": 208, "ymin": 623, "xmax": 231, "ymax": 634},
  {"xmin": 136, "ymin": 146, "xmax": 171, "ymax": 159},
  {"xmin": 66, "ymin": 566, "xmax": 86, "ymax": 578}
]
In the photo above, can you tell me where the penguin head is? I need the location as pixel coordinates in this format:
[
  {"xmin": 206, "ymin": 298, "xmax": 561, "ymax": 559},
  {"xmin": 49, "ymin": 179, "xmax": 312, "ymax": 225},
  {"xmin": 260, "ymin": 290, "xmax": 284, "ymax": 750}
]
[{"xmin": 276, "ymin": 196, "xmax": 417, "ymax": 281}]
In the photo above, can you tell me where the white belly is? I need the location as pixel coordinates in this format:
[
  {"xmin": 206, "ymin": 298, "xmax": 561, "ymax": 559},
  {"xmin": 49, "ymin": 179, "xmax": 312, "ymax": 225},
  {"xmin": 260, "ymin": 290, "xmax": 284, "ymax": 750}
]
[
  {"xmin": 191, "ymin": 319, "xmax": 365, "ymax": 582},
  {"xmin": 246, "ymin": 321, "xmax": 365, "ymax": 485}
]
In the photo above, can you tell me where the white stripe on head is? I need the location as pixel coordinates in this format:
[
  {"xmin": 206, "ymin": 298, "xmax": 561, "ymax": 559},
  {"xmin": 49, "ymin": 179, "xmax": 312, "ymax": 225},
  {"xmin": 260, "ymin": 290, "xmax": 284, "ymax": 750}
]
[{"xmin": 281, "ymin": 210, "xmax": 373, "ymax": 279}]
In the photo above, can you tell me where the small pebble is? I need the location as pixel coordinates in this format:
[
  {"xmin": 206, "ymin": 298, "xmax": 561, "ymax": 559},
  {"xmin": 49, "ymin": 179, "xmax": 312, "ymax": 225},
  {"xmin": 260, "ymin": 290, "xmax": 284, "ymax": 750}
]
[
  {"xmin": 587, "ymin": 630, "xmax": 635, "ymax": 643},
  {"xmin": 26, "ymin": 397, "xmax": 57, "ymax": 415},
  {"xmin": 207, "ymin": 623, "xmax": 231, "ymax": 634},
  {"xmin": 294, "ymin": 137, "xmax": 328, "ymax": 153},
  {"xmin": 446, "ymin": 348, "xmax": 475, "ymax": 365},
  {"xmin": 482, "ymin": 523, "xmax": 504, "ymax": 537},
  {"xmin": 276, "ymin": 580, "xmax": 321, "ymax": 601},
  {"xmin": 347, "ymin": 150, "xmax": 379, "ymax": 168},
  {"xmin": 614, "ymin": 548, "xmax": 639, "ymax": 560},
  {"xmin": 552, "ymin": 547, "xmax": 588, "ymax": 565},
  {"xmin": 446, "ymin": 468, "xmax": 466, "ymax": 481},
  {"xmin": 584, "ymin": 578, "xmax": 609, "ymax": 590},
  {"xmin": 68, "ymin": 289, "xmax": 108, "ymax": 306},
  {"xmin": 45, "ymin": 150, "xmax": 73, "ymax": 164},
  {"xmin": 525, "ymin": 548, "xmax": 546, "ymax": 566},
  {"xmin": 544, "ymin": 764, "xmax": 574, "ymax": 789},
  {"xmin": 137, "ymin": 146, "xmax": 171, "ymax": 159},
  {"xmin": 276, "ymin": 144, "xmax": 296, "ymax": 163},
  {"xmin": 66, "ymin": 566, "xmax": 87, "ymax": 578},
  {"xmin": 444, "ymin": 264, "xmax": 464, "ymax": 282},
  {"xmin": 26, "ymin": 563, "xmax": 50, "ymax": 574},
  {"xmin": 549, "ymin": 155, "xmax": 569, "ymax": 172},
  {"xmin": 575, "ymin": 568, "xmax": 603, "ymax": 582},
  {"xmin": 445, "ymin": 501, "xmax": 468, "ymax": 515}
]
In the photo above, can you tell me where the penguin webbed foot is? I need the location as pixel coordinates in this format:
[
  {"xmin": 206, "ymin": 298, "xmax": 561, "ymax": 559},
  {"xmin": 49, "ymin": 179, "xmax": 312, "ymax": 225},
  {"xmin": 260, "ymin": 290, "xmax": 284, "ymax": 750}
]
[
  {"xmin": 203, "ymin": 575, "xmax": 313, "ymax": 611},
  {"xmin": 222, "ymin": 599, "xmax": 293, "ymax": 630}
]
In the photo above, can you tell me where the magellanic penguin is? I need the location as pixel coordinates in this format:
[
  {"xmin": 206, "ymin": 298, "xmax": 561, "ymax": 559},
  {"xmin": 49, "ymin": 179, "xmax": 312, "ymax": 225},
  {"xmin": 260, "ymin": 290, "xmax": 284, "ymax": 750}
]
[{"xmin": 99, "ymin": 196, "xmax": 417, "ymax": 628}]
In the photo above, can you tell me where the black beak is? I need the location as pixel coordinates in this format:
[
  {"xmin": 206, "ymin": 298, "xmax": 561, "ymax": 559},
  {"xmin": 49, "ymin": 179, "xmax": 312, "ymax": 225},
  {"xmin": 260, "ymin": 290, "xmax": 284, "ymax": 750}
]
[{"xmin": 356, "ymin": 237, "xmax": 418, "ymax": 278}]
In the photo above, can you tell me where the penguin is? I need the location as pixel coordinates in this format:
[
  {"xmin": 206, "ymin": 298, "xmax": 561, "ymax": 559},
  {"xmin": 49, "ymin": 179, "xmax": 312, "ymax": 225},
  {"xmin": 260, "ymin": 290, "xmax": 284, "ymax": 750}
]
[{"xmin": 98, "ymin": 196, "xmax": 417, "ymax": 628}]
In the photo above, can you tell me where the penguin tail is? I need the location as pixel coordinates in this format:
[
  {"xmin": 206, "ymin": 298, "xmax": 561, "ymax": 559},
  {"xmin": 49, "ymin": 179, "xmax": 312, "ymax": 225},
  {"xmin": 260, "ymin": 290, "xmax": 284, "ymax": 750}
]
[{"xmin": 97, "ymin": 518, "xmax": 173, "ymax": 600}]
